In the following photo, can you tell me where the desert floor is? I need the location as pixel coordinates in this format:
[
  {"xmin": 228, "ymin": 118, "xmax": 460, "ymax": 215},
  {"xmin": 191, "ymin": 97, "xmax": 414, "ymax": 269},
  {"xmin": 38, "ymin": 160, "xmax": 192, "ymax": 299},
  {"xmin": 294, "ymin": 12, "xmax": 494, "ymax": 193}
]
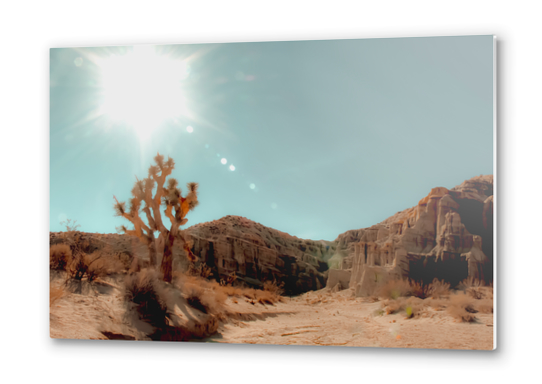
[
  {"xmin": 50, "ymin": 278, "xmax": 494, "ymax": 350},
  {"xmin": 209, "ymin": 290, "xmax": 494, "ymax": 350}
]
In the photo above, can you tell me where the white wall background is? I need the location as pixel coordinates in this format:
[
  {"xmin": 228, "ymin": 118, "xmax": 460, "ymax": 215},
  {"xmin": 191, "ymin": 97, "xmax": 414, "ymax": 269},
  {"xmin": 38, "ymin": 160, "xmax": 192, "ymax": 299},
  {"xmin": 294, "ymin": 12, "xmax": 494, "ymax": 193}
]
[{"xmin": 1, "ymin": 0, "xmax": 540, "ymax": 382}]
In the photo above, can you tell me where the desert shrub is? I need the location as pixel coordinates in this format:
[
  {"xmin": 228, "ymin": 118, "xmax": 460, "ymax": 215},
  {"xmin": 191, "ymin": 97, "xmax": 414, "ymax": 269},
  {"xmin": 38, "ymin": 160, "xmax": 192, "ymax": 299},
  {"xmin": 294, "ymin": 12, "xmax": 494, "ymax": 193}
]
[
  {"xmin": 457, "ymin": 276, "xmax": 486, "ymax": 299},
  {"xmin": 182, "ymin": 278, "xmax": 227, "ymax": 314},
  {"xmin": 187, "ymin": 262, "xmax": 212, "ymax": 278},
  {"xmin": 447, "ymin": 293, "xmax": 478, "ymax": 322},
  {"xmin": 376, "ymin": 279, "xmax": 412, "ymax": 299},
  {"xmin": 124, "ymin": 269, "xmax": 169, "ymax": 328},
  {"xmin": 409, "ymin": 280, "xmax": 430, "ymax": 299},
  {"xmin": 404, "ymin": 297, "xmax": 426, "ymax": 319},
  {"xmin": 50, "ymin": 244, "xmax": 72, "ymax": 271},
  {"xmin": 114, "ymin": 251, "xmax": 133, "ymax": 271},
  {"xmin": 263, "ymin": 280, "xmax": 284, "ymax": 296},
  {"xmin": 66, "ymin": 248, "xmax": 124, "ymax": 282},
  {"xmin": 220, "ymin": 272, "xmax": 237, "ymax": 286},
  {"xmin": 425, "ymin": 278, "xmax": 450, "ymax": 299},
  {"xmin": 381, "ymin": 297, "xmax": 426, "ymax": 318},
  {"xmin": 382, "ymin": 298, "xmax": 406, "ymax": 315}
]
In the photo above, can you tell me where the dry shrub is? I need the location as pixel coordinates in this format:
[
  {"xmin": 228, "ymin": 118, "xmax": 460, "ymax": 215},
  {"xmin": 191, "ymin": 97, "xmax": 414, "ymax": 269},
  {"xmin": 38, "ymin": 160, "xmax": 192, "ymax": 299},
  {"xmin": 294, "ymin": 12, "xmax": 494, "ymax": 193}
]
[
  {"xmin": 50, "ymin": 244, "xmax": 71, "ymax": 271},
  {"xmin": 457, "ymin": 276, "xmax": 487, "ymax": 300},
  {"xmin": 123, "ymin": 270, "xmax": 222, "ymax": 341},
  {"xmin": 182, "ymin": 280, "xmax": 226, "ymax": 315},
  {"xmin": 376, "ymin": 278, "xmax": 448, "ymax": 300},
  {"xmin": 67, "ymin": 249, "xmax": 124, "ymax": 282},
  {"xmin": 220, "ymin": 272, "xmax": 237, "ymax": 286},
  {"xmin": 173, "ymin": 272, "xmax": 282, "ymax": 310},
  {"xmin": 124, "ymin": 269, "xmax": 169, "ymax": 329},
  {"xmin": 447, "ymin": 293, "xmax": 478, "ymax": 322},
  {"xmin": 376, "ymin": 279, "xmax": 411, "ymax": 299},
  {"xmin": 263, "ymin": 280, "xmax": 284, "ymax": 296},
  {"xmin": 409, "ymin": 280, "xmax": 430, "ymax": 299},
  {"xmin": 50, "ymin": 285, "xmax": 65, "ymax": 306},
  {"xmin": 404, "ymin": 297, "xmax": 426, "ymax": 319},
  {"xmin": 187, "ymin": 262, "xmax": 212, "ymax": 278},
  {"xmin": 381, "ymin": 297, "xmax": 426, "ymax": 318},
  {"xmin": 382, "ymin": 298, "xmax": 406, "ymax": 315},
  {"xmin": 426, "ymin": 279, "xmax": 450, "ymax": 299}
]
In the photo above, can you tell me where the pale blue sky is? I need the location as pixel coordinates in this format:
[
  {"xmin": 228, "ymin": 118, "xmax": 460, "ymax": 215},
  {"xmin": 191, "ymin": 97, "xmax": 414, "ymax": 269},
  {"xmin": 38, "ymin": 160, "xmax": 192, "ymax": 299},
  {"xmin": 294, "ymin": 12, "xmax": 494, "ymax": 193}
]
[{"xmin": 50, "ymin": 35, "xmax": 493, "ymax": 240}]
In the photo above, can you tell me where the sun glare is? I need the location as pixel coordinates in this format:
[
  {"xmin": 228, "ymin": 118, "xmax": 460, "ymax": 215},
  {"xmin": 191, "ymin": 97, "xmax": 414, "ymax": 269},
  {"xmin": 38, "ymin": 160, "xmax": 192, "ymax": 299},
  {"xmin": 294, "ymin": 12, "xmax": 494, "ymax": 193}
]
[{"xmin": 97, "ymin": 45, "xmax": 190, "ymax": 141}]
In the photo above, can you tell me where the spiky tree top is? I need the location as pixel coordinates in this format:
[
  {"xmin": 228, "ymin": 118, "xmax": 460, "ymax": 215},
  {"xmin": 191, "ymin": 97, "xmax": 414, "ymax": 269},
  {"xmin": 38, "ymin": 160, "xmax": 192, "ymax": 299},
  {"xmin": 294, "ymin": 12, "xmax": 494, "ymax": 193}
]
[{"xmin": 113, "ymin": 153, "xmax": 199, "ymax": 243}]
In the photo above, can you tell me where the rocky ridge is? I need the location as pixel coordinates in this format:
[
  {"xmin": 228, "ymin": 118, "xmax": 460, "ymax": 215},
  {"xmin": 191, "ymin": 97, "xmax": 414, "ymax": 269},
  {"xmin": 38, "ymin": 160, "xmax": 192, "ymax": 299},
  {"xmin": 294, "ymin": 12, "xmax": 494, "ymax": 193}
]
[{"xmin": 327, "ymin": 175, "xmax": 494, "ymax": 296}]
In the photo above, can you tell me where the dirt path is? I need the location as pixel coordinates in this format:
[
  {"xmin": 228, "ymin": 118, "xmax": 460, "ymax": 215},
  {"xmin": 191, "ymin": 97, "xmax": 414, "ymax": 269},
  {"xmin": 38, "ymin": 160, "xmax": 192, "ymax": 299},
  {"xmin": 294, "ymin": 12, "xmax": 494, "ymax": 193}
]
[{"xmin": 212, "ymin": 290, "xmax": 494, "ymax": 350}]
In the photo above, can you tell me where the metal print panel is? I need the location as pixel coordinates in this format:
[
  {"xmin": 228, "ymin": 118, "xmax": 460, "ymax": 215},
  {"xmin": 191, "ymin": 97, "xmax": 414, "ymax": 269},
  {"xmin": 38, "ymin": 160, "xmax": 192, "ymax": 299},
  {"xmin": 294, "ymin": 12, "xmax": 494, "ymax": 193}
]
[{"xmin": 50, "ymin": 35, "xmax": 495, "ymax": 349}]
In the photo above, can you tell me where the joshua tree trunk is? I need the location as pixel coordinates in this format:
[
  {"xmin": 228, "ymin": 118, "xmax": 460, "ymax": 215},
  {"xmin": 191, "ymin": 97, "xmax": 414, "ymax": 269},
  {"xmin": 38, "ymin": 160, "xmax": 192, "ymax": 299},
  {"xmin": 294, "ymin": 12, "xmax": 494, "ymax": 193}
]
[
  {"xmin": 160, "ymin": 231, "xmax": 176, "ymax": 283},
  {"xmin": 148, "ymin": 239, "xmax": 157, "ymax": 267}
]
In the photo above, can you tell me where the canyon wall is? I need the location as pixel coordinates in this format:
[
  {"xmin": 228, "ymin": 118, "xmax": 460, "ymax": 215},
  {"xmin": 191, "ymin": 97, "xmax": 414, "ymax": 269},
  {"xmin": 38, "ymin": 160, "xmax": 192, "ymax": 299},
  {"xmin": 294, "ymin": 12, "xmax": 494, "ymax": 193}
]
[
  {"xmin": 185, "ymin": 216, "xmax": 336, "ymax": 295},
  {"xmin": 327, "ymin": 175, "xmax": 494, "ymax": 296}
]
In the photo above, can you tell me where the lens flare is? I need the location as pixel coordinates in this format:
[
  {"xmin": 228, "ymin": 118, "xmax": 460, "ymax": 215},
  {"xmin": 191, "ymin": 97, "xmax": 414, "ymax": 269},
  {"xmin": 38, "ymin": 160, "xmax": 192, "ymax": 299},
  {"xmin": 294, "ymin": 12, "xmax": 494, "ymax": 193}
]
[
  {"xmin": 221, "ymin": 158, "xmax": 227, "ymax": 165},
  {"xmin": 229, "ymin": 165, "xmax": 235, "ymax": 171},
  {"xmin": 96, "ymin": 45, "xmax": 191, "ymax": 141},
  {"xmin": 186, "ymin": 126, "xmax": 193, "ymax": 133}
]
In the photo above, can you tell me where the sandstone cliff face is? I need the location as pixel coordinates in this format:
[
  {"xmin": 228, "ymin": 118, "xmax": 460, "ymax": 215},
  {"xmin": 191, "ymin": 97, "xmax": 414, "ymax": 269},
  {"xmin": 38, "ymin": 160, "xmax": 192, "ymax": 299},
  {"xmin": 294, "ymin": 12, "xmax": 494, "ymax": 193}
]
[
  {"xmin": 185, "ymin": 216, "xmax": 336, "ymax": 295},
  {"xmin": 327, "ymin": 175, "xmax": 494, "ymax": 296}
]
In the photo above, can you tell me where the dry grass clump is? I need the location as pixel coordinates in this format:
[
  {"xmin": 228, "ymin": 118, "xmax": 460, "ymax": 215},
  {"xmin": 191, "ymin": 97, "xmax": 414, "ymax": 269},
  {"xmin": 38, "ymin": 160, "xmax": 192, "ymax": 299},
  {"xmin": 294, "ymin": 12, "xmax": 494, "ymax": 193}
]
[
  {"xmin": 67, "ymin": 250, "xmax": 124, "ymax": 282},
  {"xmin": 181, "ymin": 278, "xmax": 227, "ymax": 315},
  {"xmin": 425, "ymin": 279, "xmax": 450, "ymax": 299},
  {"xmin": 187, "ymin": 262, "xmax": 212, "ymax": 278},
  {"xmin": 124, "ymin": 269, "xmax": 169, "ymax": 329},
  {"xmin": 174, "ymin": 272, "xmax": 283, "ymax": 306},
  {"xmin": 376, "ymin": 278, "xmax": 449, "ymax": 300},
  {"xmin": 381, "ymin": 297, "xmax": 426, "ymax": 318},
  {"xmin": 457, "ymin": 277, "xmax": 490, "ymax": 300},
  {"xmin": 220, "ymin": 272, "xmax": 237, "ymax": 286},
  {"xmin": 447, "ymin": 293, "xmax": 478, "ymax": 322},
  {"xmin": 50, "ymin": 244, "xmax": 72, "ymax": 271}
]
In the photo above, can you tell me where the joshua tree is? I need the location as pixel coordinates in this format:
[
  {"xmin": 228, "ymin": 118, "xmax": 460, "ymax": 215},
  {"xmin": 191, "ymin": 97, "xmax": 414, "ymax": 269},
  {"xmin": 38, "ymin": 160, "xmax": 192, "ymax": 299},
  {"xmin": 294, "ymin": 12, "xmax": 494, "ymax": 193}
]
[{"xmin": 113, "ymin": 153, "xmax": 199, "ymax": 282}]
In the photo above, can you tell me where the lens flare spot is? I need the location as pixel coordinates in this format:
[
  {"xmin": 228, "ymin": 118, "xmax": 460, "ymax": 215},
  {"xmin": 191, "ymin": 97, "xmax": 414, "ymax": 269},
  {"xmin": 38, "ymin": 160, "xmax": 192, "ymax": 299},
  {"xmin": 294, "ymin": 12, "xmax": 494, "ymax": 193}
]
[
  {"xmin": 186, "ymin": 126, "xmax": 193, "ymax": 133},
  {"xmin": 221, "ymin": 158, "xmax": 227, "ymax": 165},
  {"xmin": 74, "ymin": 57, "xmax": 83, "ymax": 67},
  {"xmin": 271, "ymin": 203, "xmax": 278, "ymax": 210},
  {"xmin": 249, "ymin": 183, "xmax": 256, "ymax": 190},
  {"xmin": 229, "ymin": 165, "xmax": 235, "ymax": 171}
]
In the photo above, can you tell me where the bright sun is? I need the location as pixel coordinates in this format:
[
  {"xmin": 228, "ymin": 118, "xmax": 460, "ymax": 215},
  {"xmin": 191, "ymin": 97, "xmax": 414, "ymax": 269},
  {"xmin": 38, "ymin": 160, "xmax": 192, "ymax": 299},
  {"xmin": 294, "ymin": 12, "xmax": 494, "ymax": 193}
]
[{"xmin": 97, "ymin": 45, "xmax": 190, "ymax": 141}]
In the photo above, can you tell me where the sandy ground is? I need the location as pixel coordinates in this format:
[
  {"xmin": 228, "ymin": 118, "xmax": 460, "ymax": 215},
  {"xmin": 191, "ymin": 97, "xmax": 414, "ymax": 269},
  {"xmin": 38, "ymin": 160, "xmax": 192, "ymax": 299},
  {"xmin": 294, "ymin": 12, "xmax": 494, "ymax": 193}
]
[
  {"xmin": 50, "ymin": 279, "xmax": 494, "ymax": 350},
  {"xmin": 211, "ymin": 290, "xmax": 494, "ymax": 350}
]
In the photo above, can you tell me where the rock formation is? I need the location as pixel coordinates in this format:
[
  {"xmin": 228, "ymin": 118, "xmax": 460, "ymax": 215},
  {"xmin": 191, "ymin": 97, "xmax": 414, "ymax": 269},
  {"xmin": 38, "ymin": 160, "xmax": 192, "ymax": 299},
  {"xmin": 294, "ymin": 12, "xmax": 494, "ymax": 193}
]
[
  {"xmin": 327, "ymin": 175, "xmax": 494, "ymax": 296},
  {"xmin": 184, "ymin": 216, "xmax": 336, "ymax": 295}
]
